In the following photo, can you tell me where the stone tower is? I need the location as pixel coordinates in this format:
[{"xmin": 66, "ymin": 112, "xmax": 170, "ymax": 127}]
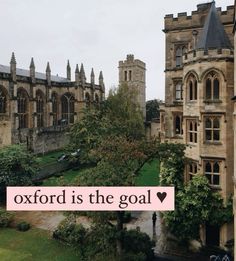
[{"xmin": 118, "ymin": 54, "xmax": 146, "ymax": 118}]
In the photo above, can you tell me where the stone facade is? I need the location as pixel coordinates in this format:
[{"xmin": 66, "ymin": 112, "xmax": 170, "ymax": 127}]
[
  {"xmin": 0, "ymin": 54, "xmax": 105, "ymax": 153},
  {"xmin": 119, "ymin": 54, "xmax": 146, "ymax": 118},
  {"xmin": 161, "ymin": 2, "xmax": 234, "ymax": 248}
]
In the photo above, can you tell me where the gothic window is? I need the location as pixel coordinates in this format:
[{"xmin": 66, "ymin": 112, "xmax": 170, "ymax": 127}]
[
  {"xmin": 85, "ymin": 92, "xmax": 91, "ymax": 108},
  {"xmin": 205, "ymin": 72, "xmax": 220, "ymax": 100},
  {"xmin": 174, "ymin": 115, "xmax": 183, "ymax": 135},
  {"xmin": 17, "ymin": 89, "xmax": 28, "ymax": 129},
  {"xmin": 204, "ymin": 161, "xmax": 220, "ymax": 186},
  {"xmin": 124, "ymin": 71, "xmax": 128, "ymax": 81},
  {"xmin": 61, "ymin": 93, "xmax": 75, "ymax": 124},
  {"xmin": 129, "ymin": 70, "xmax": 132, "ymax": 81},
  {"xmin": 187, "ymin": 120, "xmax": 197, "ymax": 143},
  {"xmin": 175, "ymin": 46, "xmax": 187, "ymax": 67},
  {"xmin": 187, "ymin": 75, "xmax": 197, "ymax": 101},
  {"xmin": 51, "ymin": 93, "xmax": 58, "ymax": 126},
  {"xmin": 205, "ymin": 117, "xmax": 220, "ymax": 142},
  {"xmin": 36, "ymin": 90, "xmax": 44, "ymax": 128},
  {"xmin": 0, "ymin": 87, "xmax": 7, "ymax": 113},
  {"xmin": 187, "ymin": 162, "xmax": 198, "ymax": 180},
  {"xmin": 95, "ymin": 93, "xmax": 99, "ymax": 103},
  {"xmin": 175, "ymin": 82, "xmax": 183, "ymax": 100}
]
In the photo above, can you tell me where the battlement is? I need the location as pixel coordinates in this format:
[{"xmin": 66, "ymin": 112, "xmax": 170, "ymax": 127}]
[
  {"xmin": 183, "ymin": 48, "xmax": 234, "ymax": 64},
  {"xmin": 119, "ymin": 54, "xmax": 146, "ymax": 68},
  {"xmin": 164, "ymin": 3, "xmax": 234, "ymax": 31}
]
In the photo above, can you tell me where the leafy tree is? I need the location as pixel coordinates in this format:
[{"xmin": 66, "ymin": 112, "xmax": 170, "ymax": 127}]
[
  {"xmin": 146, "ymin": 99, "xmax": 160, "ymax": 122},
  {"xmin": 0, "ymin": 145, "xmax": 37, "ymax": 201}
]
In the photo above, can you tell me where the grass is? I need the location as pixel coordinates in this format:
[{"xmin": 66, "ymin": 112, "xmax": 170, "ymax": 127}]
[
  {"xmin": 0, "ymin": 228, "xmax": 80, "ymax": 261},
  {"xmin": 136, "ymin": 159, "xmax": 159, "ymax": 186},
  {"xmin": 43, "ymin": 159, "xmax": 160, "ymax": 186},
  {"xmin": 36, "ymin": 150, "xmax": 64, "ymax": 166}
]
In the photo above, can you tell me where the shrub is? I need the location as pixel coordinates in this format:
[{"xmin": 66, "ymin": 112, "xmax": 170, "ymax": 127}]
[
  {"xmin": 0, "ymin": 209, "xmax": 14, "ymax": 227},
  {"xmin": 17, "ymin": 221, "xmax": 30, "ymax": 231}
]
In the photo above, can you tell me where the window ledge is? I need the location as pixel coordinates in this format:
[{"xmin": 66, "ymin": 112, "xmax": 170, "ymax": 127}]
[
  {"xmin": 203, "ymin": 99, "xmax": 222, "ymax": 104},
  {"xmin": 187, "ymin": 100, "xmax": 197, "ymax": 103},
  {"xmin": 187, "ymin": 143, "xmax": 197, "ymax": 147},
  {"xmin": 173, "ymin": 135, "xmax": 183, "ymax": 139},
  {"xmin": 173, "ymin": 100, "xmax": 183, "ymax": 104},
  {"xmin": 209, "ymin": 185, "xmax": 221, "ymax": 190},
  {"xmin": 204, "ymin": 141, "xmax": 222, "ymax": 145}
]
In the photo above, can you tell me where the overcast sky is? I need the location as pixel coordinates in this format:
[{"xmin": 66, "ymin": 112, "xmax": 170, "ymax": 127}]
[{"xmin": 0, "ymin": 0, "xmax": 233, "ymax": 100}]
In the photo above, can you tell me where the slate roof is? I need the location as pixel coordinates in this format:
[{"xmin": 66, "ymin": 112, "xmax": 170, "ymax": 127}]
[
  {"xmin": 0, "ymin": 64, "xmax": 70, "ymax": 83},
  {"xmin": 196, "ymin": 1, "xmax": 232, "ymax": 50}
]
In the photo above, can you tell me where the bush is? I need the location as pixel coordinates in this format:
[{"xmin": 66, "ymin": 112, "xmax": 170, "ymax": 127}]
[
  {"xmin": 0, "ymin": 209, "xmax": 14, "ymax": 227},
  {"xmin": 17, "ymin": 221, "xmax": 30, "ymax": 231}
]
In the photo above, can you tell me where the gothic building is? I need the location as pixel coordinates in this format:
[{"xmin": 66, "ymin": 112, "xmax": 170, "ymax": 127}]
[
  {"xmin": 160, "ymin": 2, "xmax": 234, "ymax": 247},
  {"xmin": 119, "ymin": 54, "xmax": 146, "ymax": 118},
  {"xmin": 0, "ymin": 53, "xmax": 105, "ymax": 153}
]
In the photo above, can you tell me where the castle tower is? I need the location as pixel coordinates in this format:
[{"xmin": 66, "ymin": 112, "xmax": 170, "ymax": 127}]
[{"xmin": 118, "ymin": 54, "xmax": 146, "ymax": 118}]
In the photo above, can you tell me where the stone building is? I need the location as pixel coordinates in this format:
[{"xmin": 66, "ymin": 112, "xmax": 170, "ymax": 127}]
[
  {"xmin": 119, "ymin": 54, "xmax": 146, "ymax": 118},
  {"xmin": 161, "ymin": 2, "xmax": 234, "ymax": 247},
  {"xmin": 0, "ymin": 53, "xmax": 105, "ymax": 153}
]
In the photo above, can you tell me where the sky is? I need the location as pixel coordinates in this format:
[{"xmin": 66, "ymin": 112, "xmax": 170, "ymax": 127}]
[{"xmin": 0, "ymin": 0, "xmax": 234, "ymax": 100}]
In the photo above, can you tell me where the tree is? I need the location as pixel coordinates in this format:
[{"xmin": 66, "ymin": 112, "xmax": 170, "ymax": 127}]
[
  {"xmin": 69, "ymin": 84, "xmax": 159, "ymax": 258},
  {"xmin": 146, "ymin": 99, "xmax": 160, "ymax": 122},
  {"xmin": 0, "ymin": 144, "xmax": 37, "ymax": 201}
]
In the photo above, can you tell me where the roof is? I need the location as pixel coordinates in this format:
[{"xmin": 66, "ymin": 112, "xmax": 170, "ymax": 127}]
[
  {"xmin": 0, "ymin": 64, "xmax": 70, "ymax": 83},
  {"xmin": 196, "ymin": 2, "xmax": 232, "ymax": 50}
]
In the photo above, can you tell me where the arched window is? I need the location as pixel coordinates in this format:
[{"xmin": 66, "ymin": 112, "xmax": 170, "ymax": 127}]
[
  {"xmin": 36, "ymin": 90, "xmax": 44, "ymax": 128},
  {"xmin": 51, "ymin": 92, "xmax": 58, "ymax": 126},
  {"xmin": 188, "ymin": 161, "xmax": 198, "ymax": 180},
  {"xmin": 187, "ymin": 74, "xmax": 197, "ymax": 101},
  {"xmin": 17, "ymin": 89, "xmax": 28, "ymax": 129},
  {"xmin": 174, "ymin": 115, "xmax": 182, "ymax": 135},
  {"xmin": 204, "ymin": 160, "xmax": 220, "ymax": 186},
  {"xmin": 205, "ymin": 72, "xmax": 220, "ymax": 100},
  {"xmin": 61, "ymin": 93, "xmax": 75, "ymax": 124},
  {"xmin": 205, "ymin": 117, "xmax": 220, "ymax": 142},
  {"xmin": 187, "ymin": 119, "xmax": 197, "ymax": 143},
  {"xmin": 95, "ymin": 93, "xmax": 99, "ymax": 103},
  {"xmin": 0, "ymin": 87, "xmax": 7, "ymax": 113},
  {"xmin": 85, "ymin": 92, "xmax": 91, "ymax": 107},
  {"xmin": 175, "ymin": 82, "xmax": 183, "ymax": 100}
]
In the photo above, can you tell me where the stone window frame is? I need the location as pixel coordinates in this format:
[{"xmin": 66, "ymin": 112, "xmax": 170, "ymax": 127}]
[
  {"xmin": 36, "ymin": 90, "xmax": 44, "ymax": 128},
  {"xmin": 204, "ymin": 116, "xmax": 221, "ymax": 143},
  {"xmin": 175, "ymin": 45, "xmax": 187, "ymax": 68},
  {"xmin": 0, "ymin": 86, "xmax": 8, "ymax": 114},
  {"xmin": 187, "ymin": 119, "xmax": 198, "ymax": 144},
  {"xmin": 187, "ymin": 161, "xmax": 198, "ymax": 181},
  {"xmin": 51, "ymin": 92, "xmax": 58, "ymax": 126},
  {"xmin": 173, "ymin": 113, "xmax": 183, "ymax": 136},
  {"xmin": 61, "ymin": 92, "xmax": 75, "ymax": 124},
  {"xmin": 17, "ymin": 88, "xmax": 29, "ymax": 129},
  {"xmin": 186, "ymin": 74, "xmax": 198, "ymax": 101},
  {"xmin": 203, "ymin": 160, "xmax": 221, "ymax": 187},
  {"xmin": 204, "ymin": 71, "xmax": 220, "ymax": 102}
]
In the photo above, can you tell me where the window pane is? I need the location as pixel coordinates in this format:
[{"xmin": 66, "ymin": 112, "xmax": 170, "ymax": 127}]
[
  {"xmin": 213, "ymin": 162, "xmax": 219, "ymax": 173},
  {"xmin": 206, "ymin": 79, "xmax": 211, "ymax": 99},
  {"xmin": 205, "ymin": 118, "xmax": 212, "ymax": 128},
  {"xmin": 189, "ymin": 81, "xmax": 193, "ymax": 100},
  {"xmin": 194, "ymin": 133, "xmax": 197, "ymax": 143},
  {"xmin": 206, "ymin": 174, "xmax": 211, "ymax": 183},
  {"xmin": 213, "ymin": 175, "xmax": 220, "ymax": 185},
  {"xmin": 205, "ymin": 130, "xmax": 212, "ymax": 140},
  {"xmin": 194, "ymin": 164, "xmax": 197, "ymax": 173},
  {"xmin": 189, "ymin": 164, "xmax": 193, "ymax": 173},
  {"xmin": 190, "ymin": 121, "xmax": 193, "ymax": 130},
  {"xmin": 190, "ymin": 133, "xmax": 193, "ymax": 142},
  {"xmin": 213, "ymin": 130, "xmax": 220, "ymax": 141},
  {"xmin": 213, "ymin": 118, "xmax": 220, "ymax": 129},
  {"xmin": 213, "ymin": 78, "xmax": 219, "ymax": 99},
  {"xmin": 205, "ymin": 162, "xmax": 211, "ymax": 172},
  {"xmin": 175, "ymin": 116, "xmax": 181, "ymax": 134},
  {"xmin": 194, "ymin": 81, "xmax": 197, "ymax": 100}
]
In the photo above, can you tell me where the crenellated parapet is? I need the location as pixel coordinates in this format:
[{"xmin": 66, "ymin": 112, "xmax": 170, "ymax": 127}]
[
  {"xmin": 183, "ymin": 48, "xmax": 234, "ymax": 65},
  {"xmin": 164, "ymin": 3, "xmax": 234, "ymax": 32}
]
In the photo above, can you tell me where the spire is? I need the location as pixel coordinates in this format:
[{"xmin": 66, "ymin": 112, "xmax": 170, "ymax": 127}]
[
  {"xmin": 90, "ymin": 68, "xmax": 95, "ymax": 85},
  {"xmin": 46, "ymin": 62, "xmax": 51, "ymax": 85},
  {"xmin": 99, "ymin": 71, "xmax": 104, "ymax": 91},
  {"xmin": 10, "ymin": 52, "xmax": 16, "ymax": 82},
  {"xmin": 196, "ymin": 2, "xmax": 232, "ymax": 51},
  {"xmin": 80, "ymin": 63, "xmax": 86, "ymax": 85},
  {"xmin": 67, "ymin": 60, "xmax": 71, "ymax": 81},
  {"xmin": 29, "ymin": 57, "xmax": 35, "ymax": 83},
  {"xmin": 75, "ymin": 64, "xmax": 80, "ymax": 84}
]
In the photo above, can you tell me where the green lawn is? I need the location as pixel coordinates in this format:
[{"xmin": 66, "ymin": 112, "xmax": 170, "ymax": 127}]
[
  {"xmin": 36, "ymin": 150, "xmax": 64, "ymax": 166},
  {"xmin": 43, "ymin": 160, "xmax": 159, "ymax": 186},
  {"xmin": 0, "ymin": 228, "xmax": 80, "ymax": 261}
]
